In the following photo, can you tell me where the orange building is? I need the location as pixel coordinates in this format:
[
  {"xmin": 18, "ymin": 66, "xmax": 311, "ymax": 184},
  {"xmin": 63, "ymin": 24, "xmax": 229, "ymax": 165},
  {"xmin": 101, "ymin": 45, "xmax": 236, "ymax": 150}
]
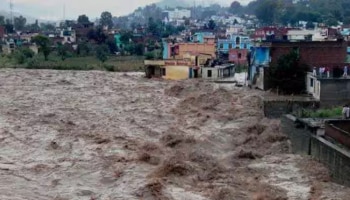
[{"xmin": 163, "ymin": 39, "xmax": 216, "ymax": 59}]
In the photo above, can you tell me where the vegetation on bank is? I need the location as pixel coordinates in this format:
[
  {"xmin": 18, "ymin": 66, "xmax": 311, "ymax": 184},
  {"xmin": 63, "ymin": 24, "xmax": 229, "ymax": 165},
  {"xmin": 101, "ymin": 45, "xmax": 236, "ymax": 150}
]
[
  {"xmin": 0, "ymin": 53, "xmax": 144, "ymax": 72},
  {"xmin": 300, "ymin": 107, "xmax": 343, "ymax": 118}
]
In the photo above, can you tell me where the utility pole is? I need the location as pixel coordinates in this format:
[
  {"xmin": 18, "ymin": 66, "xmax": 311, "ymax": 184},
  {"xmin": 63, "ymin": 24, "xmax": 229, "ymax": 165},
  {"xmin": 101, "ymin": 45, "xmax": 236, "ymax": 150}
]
[{"xmin": 10, "ymin": 0, "xmax": 14, "ymax": 25}]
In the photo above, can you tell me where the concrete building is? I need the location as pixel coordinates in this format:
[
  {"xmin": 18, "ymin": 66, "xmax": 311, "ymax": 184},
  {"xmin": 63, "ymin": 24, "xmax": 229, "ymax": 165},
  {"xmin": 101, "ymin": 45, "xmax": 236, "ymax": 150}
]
[
  {"xmin": 202, "ymin": 64, "xmax": 235, "ymax": 80},
  {"xmin": 144, "ymin": 60, "xmax": 200, "ymax": 80},
  {"xmin": 2, "ymin": 39, "xmax": 16, "ymax": 54},
  {"xmin": 191, "ymin": 32, "xmax": 215, "ymax": 44},
  {"xmin": 162, "ymin": 9, "xmax": 191, "ymax": 22},
  {"xmin": 0, "ymin": 26, "xmax": 5, "ymax": 41},
  {"xmin": 217, "ymin": 35, "xmax": 251, "ymax": 53},
  {"xmin": 163, "ymin": 40, "xmax": 216, "ymax": 60},
  {"xmin": 229, "ymin": 48, "xmax": 249, "ymax": 66},
  {"xmin": 306, "ymin": 72, "xmax": 350, "ymax": 107},
  {"xmin": 249, "ymin": 41, "xmax": 347, "ymax": 91},
  {"xmin": 60, "ymin": 27, "xmax": 76, "ymax": 44}
]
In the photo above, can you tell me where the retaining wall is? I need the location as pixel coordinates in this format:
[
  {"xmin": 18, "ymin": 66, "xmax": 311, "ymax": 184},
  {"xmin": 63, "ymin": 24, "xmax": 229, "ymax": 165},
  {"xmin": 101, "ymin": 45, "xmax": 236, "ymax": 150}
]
[
  {"xmin": 281, "ymin": 115, "xmax": 350, "ymax": 186},
  {"xmin": 264, "ymin": 100, "xmax": 319, "ymax": 119}
]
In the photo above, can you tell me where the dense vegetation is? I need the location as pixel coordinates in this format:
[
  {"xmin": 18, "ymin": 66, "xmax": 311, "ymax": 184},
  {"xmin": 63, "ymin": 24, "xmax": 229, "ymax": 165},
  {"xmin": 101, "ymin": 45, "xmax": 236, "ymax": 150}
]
[
  {"xmin": 267, "ymin": 51, "xmax": 309, "ymax": 94},
  {"xmin": 233, "ymin": 0, "xmax": 350, "ymax": 26}
]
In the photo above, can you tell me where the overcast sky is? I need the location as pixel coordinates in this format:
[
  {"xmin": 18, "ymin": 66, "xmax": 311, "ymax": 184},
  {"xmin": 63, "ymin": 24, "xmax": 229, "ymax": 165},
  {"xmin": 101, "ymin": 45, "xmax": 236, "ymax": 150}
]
[{"xmin": 0, "ymin": 0, "xmax": 253, "ymax": 21}]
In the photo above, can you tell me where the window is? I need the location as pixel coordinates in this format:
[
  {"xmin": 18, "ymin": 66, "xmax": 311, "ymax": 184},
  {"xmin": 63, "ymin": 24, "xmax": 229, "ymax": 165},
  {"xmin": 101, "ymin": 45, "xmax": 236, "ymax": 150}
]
[
  {"xmin": 208, "ymin": 70, "xmax": 212, "ymax": 77},
  {"xmin": 220, "ymin": 43, "xmax": 224, "ymax": 49},
  {"xmin": 161, "ymin": 68, "xmax": 166, "ymax": 76},
  {"xmin": 229, "ymin": 44, "xmax": 232, "ymax": 49},
  {"xmin": 243, "ymin": 43, "xmax": 247, "ymax": 49},
  {"xmin": 236, "ymin": 37, "xmax": 240, "ymax": 45},
  {"xmin": 310, "ymin": 78, "xmax": 314, "ymax": 87}
]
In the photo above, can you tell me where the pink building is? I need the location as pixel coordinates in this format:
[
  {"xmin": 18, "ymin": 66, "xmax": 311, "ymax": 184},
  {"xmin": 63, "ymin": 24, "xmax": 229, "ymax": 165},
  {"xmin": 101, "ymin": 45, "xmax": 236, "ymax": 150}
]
[{"xmin": 229, "ymin": 49, "xmax": 248, "ymax": 66}]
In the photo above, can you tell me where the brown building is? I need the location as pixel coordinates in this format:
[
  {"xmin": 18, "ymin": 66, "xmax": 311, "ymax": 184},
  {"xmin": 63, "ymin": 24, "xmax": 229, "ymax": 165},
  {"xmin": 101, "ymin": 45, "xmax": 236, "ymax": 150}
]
[
  {"xmin": 229, "ymin": 49, "xmax": 248, "ymax": 66},
  {"xmin": 0, "ymin": 26, "xmax": 5, "ymax": 39},
  {"xmin": 267, "ymin": 40, "xmax": 347, "ymax": 68},
  {"xmin": 251, "ymin": 40, "xmax": 348, "ymax": 91}
]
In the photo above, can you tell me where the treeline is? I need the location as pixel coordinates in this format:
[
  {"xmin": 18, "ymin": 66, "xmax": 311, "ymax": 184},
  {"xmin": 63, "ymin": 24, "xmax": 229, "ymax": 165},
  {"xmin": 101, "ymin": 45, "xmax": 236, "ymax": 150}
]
[{"xmin": 230, "ymin": 0, "xmax": 350, "ymax": 26}]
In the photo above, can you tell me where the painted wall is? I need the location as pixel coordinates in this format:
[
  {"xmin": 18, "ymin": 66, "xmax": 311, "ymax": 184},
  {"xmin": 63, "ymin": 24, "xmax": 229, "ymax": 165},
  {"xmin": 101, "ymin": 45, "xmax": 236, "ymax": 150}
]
[
  {"xmin": 163, "ymin": 66, "xmax": 191, "ymax": 80},
  {"xmin": 229, "ymin": 49, "xmax": 248, "ymax": 65},
  {"xmin": 163, "ymin": 41, "xmax": 169, "ymax": 59},
  {"xmin": 178, "ymin": 43, "xmax": 216, "ymax": 58},
  {"xmin": 202, "ymin": 67, "xmax": 219, "ymax": 79},
  {"xmin": 253, "ymin": 47, "xmax": 270, "ymax": 66},
  {"xmin": 217, "ymin": 35, "xmax": 252, "ymax": 53},
  {"xmin": 192, "ymin": 32, "xmax": 213, "ymax": 43},
  {"xmin": 306, "ymin": 73, "xmax": 321, "ymax": 100}
]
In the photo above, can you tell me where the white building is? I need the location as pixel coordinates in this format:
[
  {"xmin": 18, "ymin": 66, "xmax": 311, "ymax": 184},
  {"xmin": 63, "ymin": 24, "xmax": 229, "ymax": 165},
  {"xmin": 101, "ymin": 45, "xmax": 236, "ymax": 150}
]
[
  {"xmin": 163, "ymin": 9, "xmax": 191, "ymax": 22},
  {"xmin": 287, "ymin": 29, "xmax": 329, "ymax": 42}
]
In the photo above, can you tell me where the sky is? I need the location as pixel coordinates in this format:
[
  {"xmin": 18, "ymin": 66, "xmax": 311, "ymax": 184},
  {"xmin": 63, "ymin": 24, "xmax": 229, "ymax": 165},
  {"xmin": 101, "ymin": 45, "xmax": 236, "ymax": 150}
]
[{"xmin": 0, "ymin": 0, "xmax": 253, "ymax": 21}]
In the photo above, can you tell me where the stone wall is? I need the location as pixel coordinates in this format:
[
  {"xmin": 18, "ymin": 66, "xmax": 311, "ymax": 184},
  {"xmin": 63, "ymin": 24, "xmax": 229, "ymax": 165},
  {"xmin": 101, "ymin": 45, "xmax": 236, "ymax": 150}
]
[
  {"xmin": 264, "ymin": 99, "xmax": 319, "ymax": 118},
  {"xmin": 281, "ymin": 115, "xmax": 350, "ymax": 186}
]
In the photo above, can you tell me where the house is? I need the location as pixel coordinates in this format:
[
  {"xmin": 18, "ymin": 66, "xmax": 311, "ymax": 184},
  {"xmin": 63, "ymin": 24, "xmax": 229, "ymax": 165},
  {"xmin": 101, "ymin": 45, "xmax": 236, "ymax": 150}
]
[
  {"xmin": 191, "ymin": 32, "xmax": 215, "ymax": 43},
  {"xmin": 60, "ymin": 27, "xmax": 76, "ymax": 44},
  {"xmin": 202, "ymin": 64, "xmax": 235, "ymax": 80},
  {"xmin": 162, "ymin": 8, "xmax": 191, "ymax": 23},
  {"xmin": 73, "ymin": 22, "xmax": 94, "ymax": 40},
  {"xmin": 0, "ymin": 26, "xmax": 5, "ymax": 40},
  {"xmin": 249, "ymin": 40, "xmax": 347, "ymax": 91},
  {"xmin": 2, "ymin": 39, "xmax": 16, "ymax": 54},
  {"xmin": 287, "ymin": 29, "xmax": 330, "ymax": 42},
  {"xmin": 229, "ymin": 48, "xmax": 249, "ymax": 66},
  {"xmin": 226, "ymin": 24, "xmax": 246, "ymax": 35},
  {"xmin": 251, "ymin": 26, "xmax": 290, "ymax": 41},
  {"xmin": 144, "ymin": 59, "xmax": 200, "ymax": 80},
  {"xmin": 306, "ymin": 71, "xmax": 350, "ymax": 107},
  {"xmin": 163, "ymin": 40, "xmax": 216, "ymax": 60},
  {"xmin": 217, "ymin": 34, "xmax": 252, "ymax": 53}
]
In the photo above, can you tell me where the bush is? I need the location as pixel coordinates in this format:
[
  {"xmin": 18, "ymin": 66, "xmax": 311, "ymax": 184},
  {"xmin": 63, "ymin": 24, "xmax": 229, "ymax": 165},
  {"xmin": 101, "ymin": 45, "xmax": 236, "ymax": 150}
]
[
  {"xmin": 26, "ymin": 57, "xmax": 40, "ymax": 68},
  {"xmin": 300, "ymin": 107, "xmax": 342, "ymax": 118},
  {"xmin": 103, "ymin": 64, "xmax": 115, "ymax": 72},
  {"xmin": 13, "ymin": 48, "xmax": 35, "ymax": 64},
  {"xmin": 267, "ymin": 51, "xmax": 309, "ymax": 94},
  {"xmin": 145, "ymin": 52, "xmax": 155, "ymax": 60},
  {"xmin": 96, "ymin": 44, "xmax": 109, "ymax": 63}
]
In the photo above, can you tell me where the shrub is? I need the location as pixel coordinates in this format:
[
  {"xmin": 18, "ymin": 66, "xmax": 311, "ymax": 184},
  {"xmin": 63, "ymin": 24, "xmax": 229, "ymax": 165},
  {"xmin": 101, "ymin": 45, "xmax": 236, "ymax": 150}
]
[
  {"xmin": 145, "ymin": 52, "xmax": 155, "ymax": 60},
  {"xmin": 103, "ymin": 64, "xmax": 115, "ymax": 72},
  {"xmin": 13, "ymin": 48, "xmax": 35, "ymax": 64},
  {"xmin": 26, "ymin": 57, "xmax": 40, "ymax": 68},
  {"xmin": 300, "ymin": 107, "xmax": 342, "ymax": 118}
]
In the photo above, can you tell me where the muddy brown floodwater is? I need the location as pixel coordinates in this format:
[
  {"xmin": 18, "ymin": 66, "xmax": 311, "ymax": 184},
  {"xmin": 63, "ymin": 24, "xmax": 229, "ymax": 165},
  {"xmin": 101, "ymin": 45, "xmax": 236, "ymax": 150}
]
[{"xmin": 0, "ymin": 69, "xmax": 349, "ymax": 200}]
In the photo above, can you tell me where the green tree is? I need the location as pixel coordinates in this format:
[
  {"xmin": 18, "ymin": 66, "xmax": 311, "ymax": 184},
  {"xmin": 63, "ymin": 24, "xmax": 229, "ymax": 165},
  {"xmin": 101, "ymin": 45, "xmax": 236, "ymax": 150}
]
[
  {"xmin": 40, "ymin": 23, "xmax": 56, "ymax": 31},
  {"xmin": 32, "ymin": 35, "xmax": 51, "ymax": 61},
  {"xmin": 305, "ymin": 21, "xmax": 315, "ymax": 29},
  {"xmin": 87, "ymin": 28, "xmax": 107, "ymax": 44},
  {"xmin": 77, "ymin": 14, "xmax": 90, "ymax": 24},
  {"xmin": 208, "ymin": 20, "xmax": 216, "ymax": 30},
  {"xmin": 106, "ymin": 37, "xmax": 118, "ymax": 54},
  {"xmin": 26, "ymin": 20, "xmax": 40, "ymax": 32},
  {"xmin": 96, "ymin": 44, "xmax": 109, "ymax": 63},
  {"xmin": 0, "ymin": 16, "xmax": 5, "ymax": 25},
  {"xmin": 14, "ymin": 15, "xmax": 26, "ymax": 31},
  {"xmin": 57, "ymin": 43, "xmax": 69, "ymax": 61},
  {"xmin": 77, "ymin": 41, "xmax": 92, "ymax": 56},
  {"xmin": 255, "ymin": 0, "xmax": 280, "ymax": 24},
  {"xmin": 267, "ymin": 51, "xmax": 309, "ymax": 94},
  {"xmin": 100, "ymin": 11, "xmax": 113, "ymax": 29},
  {"xmin": 13, "ymin": 48, "xmax": 35, "ymax": 64},
  {"xmin": 229, "ymin": 1, "xmax": 243, "ymax": 14},
  {"xmin": 4, "ymin": 19, "xmax": 14, "ymax": 33}
]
